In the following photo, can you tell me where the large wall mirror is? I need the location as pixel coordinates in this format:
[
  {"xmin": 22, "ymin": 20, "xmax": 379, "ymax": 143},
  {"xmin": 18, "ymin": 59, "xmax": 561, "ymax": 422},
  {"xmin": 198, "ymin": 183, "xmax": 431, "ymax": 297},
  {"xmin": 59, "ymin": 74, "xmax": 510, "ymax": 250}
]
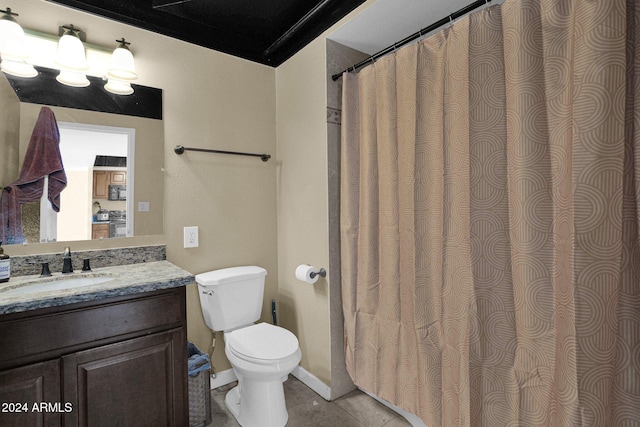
[{"xmin": 0, "ymin": 66, "xmax": 164, "ymax": 247}]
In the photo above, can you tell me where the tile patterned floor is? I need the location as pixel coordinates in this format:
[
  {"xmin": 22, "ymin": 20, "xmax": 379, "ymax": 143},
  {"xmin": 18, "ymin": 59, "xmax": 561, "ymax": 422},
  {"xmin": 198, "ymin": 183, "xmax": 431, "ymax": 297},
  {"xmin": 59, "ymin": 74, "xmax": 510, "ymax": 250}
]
[{"xmin": 206, "ymin": 376, "xmax": 412, "ymax": 427}]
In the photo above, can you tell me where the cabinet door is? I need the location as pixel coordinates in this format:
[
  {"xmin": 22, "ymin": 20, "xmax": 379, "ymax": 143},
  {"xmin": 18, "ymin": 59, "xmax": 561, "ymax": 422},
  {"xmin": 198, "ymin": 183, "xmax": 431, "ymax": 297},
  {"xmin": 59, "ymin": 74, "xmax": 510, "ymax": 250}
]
[
  {"xmin": 91, "ymin": 224, "xmax": 109, "ymax": 240},
  {"xmin": 62, "ymin": 328, "xmax": 187, "ymax": 427},
  {"xmin": 109, "ymin": 171, "xmax": 126, "ymax": 184},
  {"xmin": 92, "ymin": 171, "xmax": 109, "ymax": 199},
  {"xmin": 0, "ymin": 360, "xmax": 61, "ymax": 427}
]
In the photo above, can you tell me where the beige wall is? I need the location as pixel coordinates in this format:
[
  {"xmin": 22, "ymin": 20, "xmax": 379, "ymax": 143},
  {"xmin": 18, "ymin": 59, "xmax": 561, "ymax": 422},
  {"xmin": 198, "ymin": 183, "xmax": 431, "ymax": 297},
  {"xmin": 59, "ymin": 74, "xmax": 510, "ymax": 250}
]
[
  {"xmin": 276, "ymin": 36, "xmax": 333, "ymax": 385},
  {"xmin": 275, "ymin": 1, "xmax": 374, "ymax": 391}
]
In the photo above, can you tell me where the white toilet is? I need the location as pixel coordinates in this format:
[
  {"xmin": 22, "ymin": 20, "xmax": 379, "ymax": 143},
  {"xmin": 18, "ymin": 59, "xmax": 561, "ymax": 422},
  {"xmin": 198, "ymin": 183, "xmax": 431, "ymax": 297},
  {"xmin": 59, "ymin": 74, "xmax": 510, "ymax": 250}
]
[{"xmin": 195, "ymin": 266, "xmax": 301, "ymax": 427}]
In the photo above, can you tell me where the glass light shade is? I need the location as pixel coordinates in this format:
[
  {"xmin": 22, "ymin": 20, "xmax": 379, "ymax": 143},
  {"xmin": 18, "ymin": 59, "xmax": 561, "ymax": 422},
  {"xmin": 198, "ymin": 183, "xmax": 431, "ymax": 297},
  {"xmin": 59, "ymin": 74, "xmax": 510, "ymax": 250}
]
[
  {"xmin": 56, "ymin": 69, "xmax": 90, "ymax": 87},
  {"xmin": 0, "ymin": 10, "xmax": 36, "ymax": 78},
  {"xmin": 1, "ymin": 57, "xmax": 37, "ymax": 77},
  {"xmin": 0, "ymin": 15, "xmax": 23, "ymax": 53},
  {"xmin": 56, "ymin": 29, "xmax": 89, "ymax": 87},
  {"xmin": 107, "ymin": 46, "xmax": 137, "ymax": 80},
  {"xmin": 56, "ymin": 32, "xmax": 88, "ymax": 71},
  {"xmin": 104, "ymin": 77, "xmax": 133, "ymax": 95}
]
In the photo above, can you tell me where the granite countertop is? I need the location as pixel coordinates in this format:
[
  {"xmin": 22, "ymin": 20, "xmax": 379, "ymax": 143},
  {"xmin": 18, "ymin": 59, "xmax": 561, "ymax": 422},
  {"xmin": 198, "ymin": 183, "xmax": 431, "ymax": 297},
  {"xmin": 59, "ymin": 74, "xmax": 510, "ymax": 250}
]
[{"xmin": 0, "ymin": 261, "xmax": 194, "ymax": 315}]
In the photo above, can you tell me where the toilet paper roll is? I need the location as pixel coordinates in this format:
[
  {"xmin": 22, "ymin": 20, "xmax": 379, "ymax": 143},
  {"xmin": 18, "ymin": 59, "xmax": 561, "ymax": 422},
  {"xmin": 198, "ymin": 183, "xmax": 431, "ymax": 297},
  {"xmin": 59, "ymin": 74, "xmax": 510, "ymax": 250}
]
[{"xmin": 295, "ymin": 264, "xmax": 319, "ymax": 284}]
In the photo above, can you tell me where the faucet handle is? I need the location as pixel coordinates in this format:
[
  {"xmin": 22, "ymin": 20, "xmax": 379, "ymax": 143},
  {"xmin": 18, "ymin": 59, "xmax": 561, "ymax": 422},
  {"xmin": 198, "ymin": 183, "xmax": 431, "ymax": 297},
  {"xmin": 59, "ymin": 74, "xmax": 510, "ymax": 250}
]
[{"xmin": 40, "ymin": 262, "xmax": 52, "ymax": 277}]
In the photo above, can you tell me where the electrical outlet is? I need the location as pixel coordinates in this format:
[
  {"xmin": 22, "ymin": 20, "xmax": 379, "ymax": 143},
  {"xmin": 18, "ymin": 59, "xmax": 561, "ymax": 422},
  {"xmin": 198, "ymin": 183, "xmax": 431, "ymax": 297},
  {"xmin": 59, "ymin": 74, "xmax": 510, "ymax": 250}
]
[{"xmin": 184, "ymin": 226, "xmax": 199, "ymax": 248}]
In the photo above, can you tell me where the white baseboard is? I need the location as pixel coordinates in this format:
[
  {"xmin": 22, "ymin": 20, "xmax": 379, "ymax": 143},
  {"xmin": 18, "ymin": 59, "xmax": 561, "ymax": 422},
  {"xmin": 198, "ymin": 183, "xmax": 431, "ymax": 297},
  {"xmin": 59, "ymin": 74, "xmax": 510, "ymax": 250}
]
[
  {"xmin": 291, "ymin": 365, "xmax": 331, "ymax": 401},
  {"xmin": 209, "ymin": 368, "xmax": 237, "ymax": 390}
]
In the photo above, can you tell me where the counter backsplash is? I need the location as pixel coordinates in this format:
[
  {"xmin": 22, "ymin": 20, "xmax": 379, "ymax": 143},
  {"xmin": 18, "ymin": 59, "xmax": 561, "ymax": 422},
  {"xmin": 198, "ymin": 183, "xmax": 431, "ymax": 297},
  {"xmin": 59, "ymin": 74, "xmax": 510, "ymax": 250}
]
[{"xmin": 9, "ymin": 245, "xmax": 166, "ymax": 277}]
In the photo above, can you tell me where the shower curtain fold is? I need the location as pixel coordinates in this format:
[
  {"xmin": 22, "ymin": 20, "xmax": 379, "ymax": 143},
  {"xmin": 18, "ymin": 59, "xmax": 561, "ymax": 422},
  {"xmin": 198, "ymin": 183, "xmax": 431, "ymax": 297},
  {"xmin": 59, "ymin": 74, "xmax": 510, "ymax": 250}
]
[{"xmin": 340, "ymin": 0, "xmax": 640, "ymax": 425}]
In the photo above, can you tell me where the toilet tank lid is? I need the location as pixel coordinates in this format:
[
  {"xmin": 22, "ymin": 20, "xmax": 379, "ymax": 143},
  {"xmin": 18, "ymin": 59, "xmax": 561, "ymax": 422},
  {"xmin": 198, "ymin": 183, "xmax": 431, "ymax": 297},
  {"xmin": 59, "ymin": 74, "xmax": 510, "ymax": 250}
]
[{"xmin": 196, "ymin": 266, "xmax": 267, "ymax": 286}]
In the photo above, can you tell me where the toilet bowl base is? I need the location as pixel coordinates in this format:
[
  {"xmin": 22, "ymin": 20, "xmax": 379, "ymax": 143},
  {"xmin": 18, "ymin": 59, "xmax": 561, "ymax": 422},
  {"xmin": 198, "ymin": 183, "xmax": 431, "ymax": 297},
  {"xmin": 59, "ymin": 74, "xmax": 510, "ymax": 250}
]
[
  {"xmin": 224, "ymin": 379, "xmax": 289, "ymax": 427},
  {"xmin": 224, "ymin": 385, "xmax": 241, "ymax": 421}
]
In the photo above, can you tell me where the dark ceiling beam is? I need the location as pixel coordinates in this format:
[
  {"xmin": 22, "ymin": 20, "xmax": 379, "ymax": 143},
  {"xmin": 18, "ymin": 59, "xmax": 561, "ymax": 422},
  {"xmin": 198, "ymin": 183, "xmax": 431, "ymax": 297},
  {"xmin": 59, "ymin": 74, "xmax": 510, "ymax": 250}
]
[
  {"xmin": 263, "ymin": 0, "xmax": 334, "ymax": 58},
  {"xmin": 152, "ymin": 0, "xmax": 193, "ymax": 10}
]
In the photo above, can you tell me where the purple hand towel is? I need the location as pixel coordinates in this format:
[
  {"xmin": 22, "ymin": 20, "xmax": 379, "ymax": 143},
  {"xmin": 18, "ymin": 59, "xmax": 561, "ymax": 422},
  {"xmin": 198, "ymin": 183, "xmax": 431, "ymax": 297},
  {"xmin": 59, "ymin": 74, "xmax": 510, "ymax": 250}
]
[{"xmin": 0, "ymin": 107, "xmax": 67, "ymax": 244}]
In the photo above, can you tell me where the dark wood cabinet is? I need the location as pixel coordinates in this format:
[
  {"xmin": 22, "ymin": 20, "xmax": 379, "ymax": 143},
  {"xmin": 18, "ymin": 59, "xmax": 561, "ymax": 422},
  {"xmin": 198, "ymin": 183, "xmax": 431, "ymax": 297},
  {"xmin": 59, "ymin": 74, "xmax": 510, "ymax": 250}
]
[
  {"xmin": 63, "ymin": 329, "xmax": 184, "ymax": 426},
  {"xmin": 0, "ymin": 360, "xmax": 61, "ymax": 427},
  {"xmin": 0, "ymin": 288, "xmax": 188, "ymax": 427}
]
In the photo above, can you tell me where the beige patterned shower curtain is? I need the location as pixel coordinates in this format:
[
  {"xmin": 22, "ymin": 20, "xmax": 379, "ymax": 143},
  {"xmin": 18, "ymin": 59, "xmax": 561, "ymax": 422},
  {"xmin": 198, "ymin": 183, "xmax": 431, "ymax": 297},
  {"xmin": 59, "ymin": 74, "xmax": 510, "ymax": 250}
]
[{"xmin": 340, "ymin": 0, "xmax": 640, "ymax": 425}]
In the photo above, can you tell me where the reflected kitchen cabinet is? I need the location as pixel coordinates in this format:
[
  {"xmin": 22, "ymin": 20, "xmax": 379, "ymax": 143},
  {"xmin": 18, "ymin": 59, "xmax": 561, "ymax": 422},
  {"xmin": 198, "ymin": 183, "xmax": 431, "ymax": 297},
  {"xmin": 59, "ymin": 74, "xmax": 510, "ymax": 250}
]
[
  {"xmin": 92, "ymin": 223, "xmax": 109, "ymax": 239},
  {"xmin": 110, "ymin": 171, "xmax": 126, "ymax": 185},
  {"xmin": 93, "ymin": 170, "xmax": 126, "ymax": 199},
  {"xmin": 93, "ymin": 171, "xmax": 110, "ymax": 199}
]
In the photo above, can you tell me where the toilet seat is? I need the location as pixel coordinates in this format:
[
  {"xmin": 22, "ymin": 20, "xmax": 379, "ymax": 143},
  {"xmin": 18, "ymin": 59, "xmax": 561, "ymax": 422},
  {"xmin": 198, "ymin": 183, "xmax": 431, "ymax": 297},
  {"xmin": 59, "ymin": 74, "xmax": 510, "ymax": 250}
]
[{"xmin": 226, "ymin": 323, "xmax": 299, "ymax": 361}]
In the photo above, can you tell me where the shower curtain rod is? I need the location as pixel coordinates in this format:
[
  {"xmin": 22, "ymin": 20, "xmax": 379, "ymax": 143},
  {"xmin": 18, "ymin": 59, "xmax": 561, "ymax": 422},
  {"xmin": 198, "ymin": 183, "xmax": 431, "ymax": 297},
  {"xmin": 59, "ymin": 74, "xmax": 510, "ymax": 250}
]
[
  {"xmin": 331, "ymin": 0, "xmax": 493, "ymax": 81},
  {"xmin": 174, "ymin": 145, "xmax": 271, "ymax": 162}
]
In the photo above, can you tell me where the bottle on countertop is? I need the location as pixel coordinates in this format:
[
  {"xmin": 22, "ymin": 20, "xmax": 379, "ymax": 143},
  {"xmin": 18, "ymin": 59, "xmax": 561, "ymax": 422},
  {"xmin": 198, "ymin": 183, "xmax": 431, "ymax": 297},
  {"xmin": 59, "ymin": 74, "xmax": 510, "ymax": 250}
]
[{"xmin": 0, "ymin": 241, "xmax": 10, "ymax": 283}]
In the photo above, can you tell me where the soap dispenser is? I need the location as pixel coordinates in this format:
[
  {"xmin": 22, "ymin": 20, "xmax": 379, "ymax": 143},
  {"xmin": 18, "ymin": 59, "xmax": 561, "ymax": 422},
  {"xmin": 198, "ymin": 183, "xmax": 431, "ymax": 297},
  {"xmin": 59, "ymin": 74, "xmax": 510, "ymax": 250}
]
[{"xmin": 0, "ymin": 241, "xmax": 10, "ymax": 283}]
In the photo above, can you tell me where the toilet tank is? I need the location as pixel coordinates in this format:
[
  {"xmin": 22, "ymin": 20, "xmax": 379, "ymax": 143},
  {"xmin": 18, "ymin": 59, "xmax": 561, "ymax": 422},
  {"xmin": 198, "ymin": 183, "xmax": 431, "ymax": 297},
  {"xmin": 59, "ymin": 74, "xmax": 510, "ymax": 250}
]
[{"xmin": 195, "ymin": 266, "xmax": 267, "ymax": 332}]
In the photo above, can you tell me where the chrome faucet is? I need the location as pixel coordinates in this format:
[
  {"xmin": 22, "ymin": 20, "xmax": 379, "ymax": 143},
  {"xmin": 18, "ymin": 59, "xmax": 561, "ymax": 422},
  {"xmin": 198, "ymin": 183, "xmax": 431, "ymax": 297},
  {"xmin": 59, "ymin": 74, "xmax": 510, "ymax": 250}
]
[{"xmin": 62, "ymin": 246, "xmax": 74, "ymax": 274}]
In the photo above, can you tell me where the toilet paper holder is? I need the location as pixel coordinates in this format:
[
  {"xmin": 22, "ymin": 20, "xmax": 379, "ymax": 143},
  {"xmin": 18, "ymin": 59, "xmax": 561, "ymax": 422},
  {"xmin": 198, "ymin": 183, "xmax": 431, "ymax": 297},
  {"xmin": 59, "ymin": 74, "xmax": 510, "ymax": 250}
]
[{"xmin": 310, "ymin": 268, "xmax": 327, "ymax": 279}]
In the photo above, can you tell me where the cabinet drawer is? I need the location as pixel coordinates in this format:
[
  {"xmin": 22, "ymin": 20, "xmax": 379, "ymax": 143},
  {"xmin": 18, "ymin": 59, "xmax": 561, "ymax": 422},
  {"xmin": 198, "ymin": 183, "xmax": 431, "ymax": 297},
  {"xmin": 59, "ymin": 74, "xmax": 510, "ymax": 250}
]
[{"xmin": 0, "ymin": 288, "xmax": 186, "ymax": 370}]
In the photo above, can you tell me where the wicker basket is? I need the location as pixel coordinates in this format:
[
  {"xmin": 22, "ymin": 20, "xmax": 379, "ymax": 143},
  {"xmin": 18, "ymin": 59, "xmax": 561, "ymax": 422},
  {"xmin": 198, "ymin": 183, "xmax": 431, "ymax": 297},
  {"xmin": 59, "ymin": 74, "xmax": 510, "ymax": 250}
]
[
  {"xmin": 188, "ymin": 343, "xmax": 211, "ymax": 427},
  {"xmin": 188, "ymin": 369, "xmax": 211, "ymax": 427}
]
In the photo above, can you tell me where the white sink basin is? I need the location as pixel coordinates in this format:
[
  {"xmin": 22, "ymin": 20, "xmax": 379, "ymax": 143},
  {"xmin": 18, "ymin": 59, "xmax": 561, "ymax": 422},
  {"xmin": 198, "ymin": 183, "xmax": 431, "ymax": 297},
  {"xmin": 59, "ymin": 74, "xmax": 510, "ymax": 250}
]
[{"xmin": 2, "ymin": 276, "xmax": 114, "ymax": 296}]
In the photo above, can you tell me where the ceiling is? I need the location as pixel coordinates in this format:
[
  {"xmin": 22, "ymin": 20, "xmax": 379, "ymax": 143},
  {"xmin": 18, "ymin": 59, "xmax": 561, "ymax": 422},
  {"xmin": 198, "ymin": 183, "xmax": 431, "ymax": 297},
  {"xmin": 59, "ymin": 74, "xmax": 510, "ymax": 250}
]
[
  {"xmin": 43, "ymin": 0, "xmax": 496, "ymax": 68},
  {"xmin": 44, "ymin": 0, "xmax": 368, "ymax": 67},
  {"xmin": 328, "ymin": 0, "xmax": 481, "ymax": 55}
]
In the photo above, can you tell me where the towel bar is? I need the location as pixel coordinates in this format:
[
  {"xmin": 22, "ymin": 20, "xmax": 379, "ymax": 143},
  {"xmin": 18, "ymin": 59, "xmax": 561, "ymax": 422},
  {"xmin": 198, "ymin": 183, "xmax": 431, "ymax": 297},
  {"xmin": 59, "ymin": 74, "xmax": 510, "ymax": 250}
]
[{"xmin": 174, "ymin": 145, "xmax": 271, "ymax": 162}]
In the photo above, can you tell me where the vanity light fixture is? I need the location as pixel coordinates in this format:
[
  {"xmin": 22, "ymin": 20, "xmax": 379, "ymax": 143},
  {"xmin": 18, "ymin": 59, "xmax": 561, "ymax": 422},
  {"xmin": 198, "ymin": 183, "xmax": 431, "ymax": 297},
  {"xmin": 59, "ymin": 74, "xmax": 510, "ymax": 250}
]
[
  {"xmin": 1, "ymin": 14, "xmax": 139, "ymax": 95},
  {"xmin": 55, "ymin": 24, "xmax": 90, "ymax": 87},
  {"xmin": 0, "ymin": 7, "xmax": 37, "ymax": 78},
  {"xmin": 104, "ymin": 38, "xmax": 137, "ymax": 95}
]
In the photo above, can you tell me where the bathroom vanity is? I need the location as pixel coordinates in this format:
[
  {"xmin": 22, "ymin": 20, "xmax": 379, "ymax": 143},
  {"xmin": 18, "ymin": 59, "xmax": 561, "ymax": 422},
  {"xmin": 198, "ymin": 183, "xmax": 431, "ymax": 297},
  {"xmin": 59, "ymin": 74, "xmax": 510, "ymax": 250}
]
[{"xmin": 0, "ymin": 260, "xmax": 194, "ymax": 426}]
